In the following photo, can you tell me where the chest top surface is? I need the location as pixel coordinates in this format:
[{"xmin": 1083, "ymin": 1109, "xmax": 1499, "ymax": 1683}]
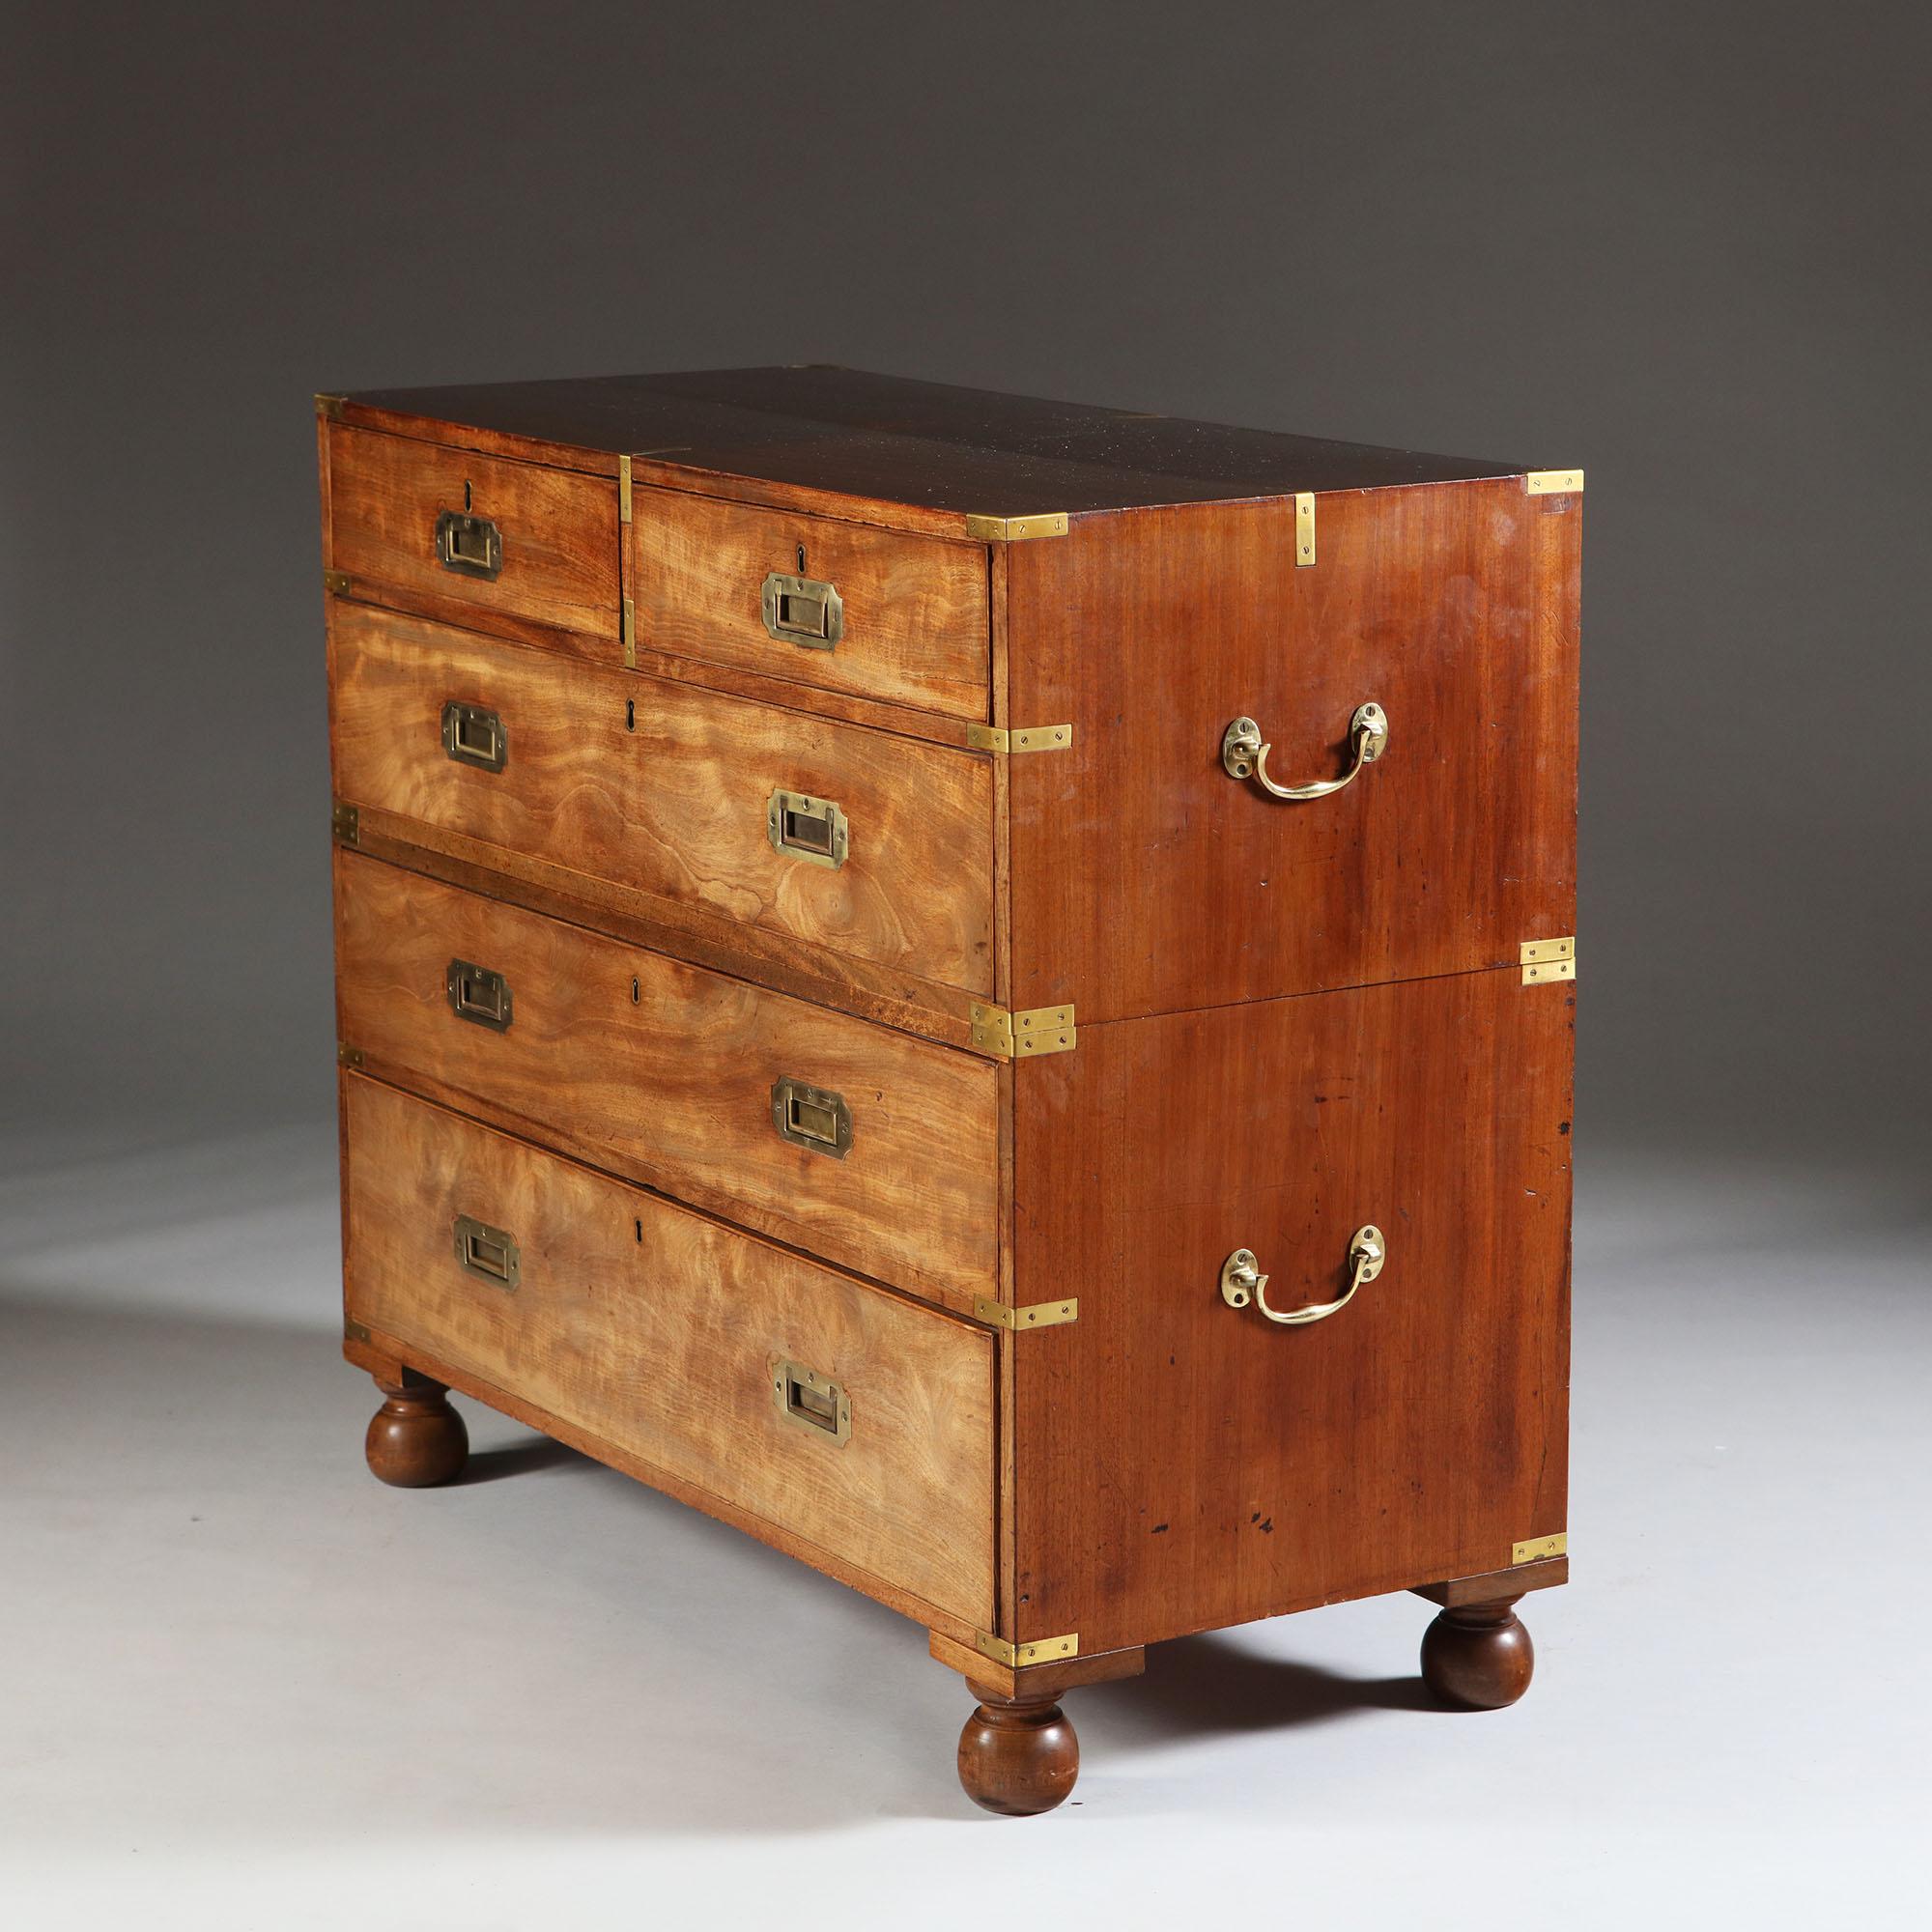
[{"xmin": 329, "ymin": 364, "xmax": 1527, "ymax": 516}]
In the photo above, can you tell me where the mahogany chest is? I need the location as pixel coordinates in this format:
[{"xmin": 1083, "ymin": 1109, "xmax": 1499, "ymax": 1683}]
[{"xmin": 319, "ymin": 367, "xmax": 1578, "ymax": 1813}]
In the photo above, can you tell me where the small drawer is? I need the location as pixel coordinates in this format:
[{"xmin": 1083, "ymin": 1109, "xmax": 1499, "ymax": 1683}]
[
  {"xmin": 341, "ymin": 1075, "xmax": 996, "ymax": 1628},
  {"xmin": 328, "ymin": 604, "xmax": 996, "ymax": 999},
  {"xmin": 327, "ymin": 425, "xmax": 621, "ymax": 647},
  {"xmin": 629, "ymin": 487, "xmax": 990, "ymax": 720},
  {"xmin": 334, "ymin": 852, "xmax": 1001, "ymax": 1311}
]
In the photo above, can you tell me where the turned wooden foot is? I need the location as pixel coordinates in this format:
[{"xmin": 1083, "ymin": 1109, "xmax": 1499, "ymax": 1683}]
[
  {"xmin": 1420, "ymin": 1593, "xmax": 1534, "ymax": 1709},
  {"xmin": 956, "ymin": 1682, "xmax": 1079, "ymax": 1816},
  {"xmin": 364, "ymin": 1373, "xmax": 469, "ymax": 1488}
]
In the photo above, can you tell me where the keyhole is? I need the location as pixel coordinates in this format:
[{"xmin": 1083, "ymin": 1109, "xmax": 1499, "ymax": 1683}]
[
  {"xmin": 634, "ymin": 1218, "xmax": 643, "ymax": 1243},
  {"xmin": 465, "ymin": 480, "xmax": 472, "ymax": 512},
  {"xmin": 630, "ymin": 975, "xmax": 640, "ymax": 1003},
  {"xmin": 796, "ymin": 544, "xmax": 807, "ymax": 574},
  {"xmin": 625, "ymin": 697, "xmax": 636, "ymax": 731}
]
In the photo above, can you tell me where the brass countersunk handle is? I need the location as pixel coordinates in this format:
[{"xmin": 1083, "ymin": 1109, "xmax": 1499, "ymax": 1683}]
[
  {"xmin": 1221, "ymin": 1224, "xmax": 1385, "ymax": 1326},
  {"xmin": 1221, "ymin": 702, "xmax": 1388, "ymax": 799}
]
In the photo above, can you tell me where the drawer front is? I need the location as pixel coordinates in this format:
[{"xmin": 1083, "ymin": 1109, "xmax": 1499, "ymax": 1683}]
[
  {"xmin": 629, "ymin": 487, "xmax": 990, "ymax": 720},
  {"xmin": 343, "ymin": 1075, "xmax": 996, "ymax": 1627},
  {"xmin": 329, "ymin": 603, "xmax": 997, "ymax": 997},
  {"xmin": 334, "ymin": 852, "xmax": 1000, "ymax": 1310},
  {"xmin": 1010, "ymin": 966, "xmax": 1573, "ymax": 1653},
  {"xmin": 328, "ymin": 425, "xmax": 621, "ymax": 645}
]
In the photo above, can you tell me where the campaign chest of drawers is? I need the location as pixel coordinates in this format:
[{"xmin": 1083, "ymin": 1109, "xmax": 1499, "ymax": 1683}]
[{"xmin": 319, "ymin": 367, "xmax": 1578, "ymax": 1815}]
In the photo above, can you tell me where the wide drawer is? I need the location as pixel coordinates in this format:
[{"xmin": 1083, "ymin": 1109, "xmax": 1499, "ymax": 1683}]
[
  {"xmin": 334, "ymin": 851, "xmax": 1000, "ymax": 1311},
  {"xmin": 328, "ymin": 603, "xmax": 996, "ymax": 999},
  {"xmin": 342, "ymin": 1074, "xmax": 997, "ymax": 1628},
  {"xmin": 629, "ymin": 486, "xmax": 990, "ymax": 721},
  {"xmin": 327, "ymin": 424, "xmax": 621, "ymax": 648}
]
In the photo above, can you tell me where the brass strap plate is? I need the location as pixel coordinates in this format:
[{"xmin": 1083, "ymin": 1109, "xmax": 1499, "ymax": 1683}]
[
  {"xmin": 970, "ymin": 1003, "xmax": 1076, "ymax": 1059},
  {"xmin": 1295, "ymin": 492, "xmax": 1316, "ymax": 566},
  {"xmin": 963, "ymin": 512, "xmax": 1068, "ymax": 542},
  {"xmin": 975, "ymin": 1296, "xmax": 1078, "ymax": 1332},
  {"xmin": 618, "ymin": 454, "xmax": 633, "ymax": 525},
  {"xmin": 622, "ymin": 596, "xmax": 636, "ymax": 668},
  {"xmin": 1520, "ymin": 936, "xmax": 1577, "ymax": 985},
  {"xmin": 1524, "ymin": 469, "xmax": 1585, "ymax": 495},
  {"xmin": 975, "ymin": 1630, "xmax": 1079, "ymax": 1669},
  {"xmin": 1512, "ymin": 1532, "xmax": 1567, "ymax": 1564},
  {"xmin": 966, "ymin": 723, "xmax": 1073, "ymax": 754}
]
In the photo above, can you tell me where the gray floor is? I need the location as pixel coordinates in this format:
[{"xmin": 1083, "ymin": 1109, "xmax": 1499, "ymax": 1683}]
[{"xmin": 2, "ymin": 1122, "xmax": 1925, "ymax": 1929}]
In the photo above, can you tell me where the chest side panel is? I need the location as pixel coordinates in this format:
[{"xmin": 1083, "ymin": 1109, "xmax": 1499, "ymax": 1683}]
[
  {"xmin": 1003, "ymin": 483, "xmax": 1580, "ymax": 1020},
  {"xmin": 1009, "ymin": 969, "xmax": 1574, "ymax": 1654}
]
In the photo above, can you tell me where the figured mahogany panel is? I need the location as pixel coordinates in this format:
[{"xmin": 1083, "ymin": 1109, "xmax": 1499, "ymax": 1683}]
[
  {"xmin": 328, "ymin": 604, "xmax": 997, "ymax": 998},
  {"xmin": 629, "ymin": 486, "xmax": 991, "ymax": 721},
  {"xmin": 333, "ymin": 852, "xmax": 999, "ymax": 1311},
  {"xmin": 342, "ymin": 1075, "xmax": 997, "ymax": 1628},
  {"xmin": 327, "ymin": 424, "xmax": 621, "ymax": 647},
  {"xmin": 1009, "ymin": 966, "xmax": 1574, "ymax": 1654},
  {"xmin": 1004, "ymin": 481, "xmax": 1579, "ymax": 1020}
]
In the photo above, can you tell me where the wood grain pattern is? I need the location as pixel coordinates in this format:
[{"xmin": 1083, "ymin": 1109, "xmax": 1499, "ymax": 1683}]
[
  {"xmin": 328, "ymin": 603, "xmax": 997, "ymax": 997},
  {"xmin": 630, "ymin": 486, "xmax": 991, "ymax": 721},
  {"xmin": 342, "ymin": 1074, "xmax": 997, "ymax": 1627},
  {"xmin": 327, "ymin": 423, "xmax": 620, "ymax": 646},
  {"xmin": 1005, "ymin": 483, "xmax": 1580, "ymax": 1020},
  {"xmin": 1009, "ymin": 964, "xmax": 1574, "ymax": 1654},
  {"xmin": 333, "ymin": 850, "xmax": 1000, "ymax": 1310}
]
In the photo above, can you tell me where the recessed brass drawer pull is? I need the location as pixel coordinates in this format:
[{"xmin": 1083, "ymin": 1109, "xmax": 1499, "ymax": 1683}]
[
  {"xmin": 761, "ymin": 571, "xmax": 843, "ymax": 650},
  {"xmin": 435, "ymin": 509, "xmax": 502, "ymax": 580},
  {"xmin": 771, "ymin": 1077, "xmax": 853, "ymax": 1158},
  {"xmin": 453, "ymin": 1214, "xmax": 521, "ymax": 1290},
  {"xmin": 1221, "ymin": 1224, "xmax": 1384, "ymax": 1326},
  {"xmin": 1222, "ymin": 701, "xmax": 1388, "ymax": 800},
  {"xmin": 772, "ymin": 1359, "xmax": 852, "ymax": 1445},
  {"xmin": 766, "ymin": 789, "xmax": 848, "ymax": 868},
  {"xmin": 440, "ymin": 700, "xmax": 507, "ymax": 772},
  {"xmin": 444, "ymin": 958, "xmax": 513, "ymax": 1031}
]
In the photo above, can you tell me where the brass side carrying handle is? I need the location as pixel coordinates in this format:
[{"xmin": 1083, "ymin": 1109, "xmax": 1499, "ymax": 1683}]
[
  {"xmin": 1222, "ymin": 702, "xmax": 1388, "ymax": 800},
  {"xmin": 436, "ymin": 509, "xmax": 502, "ymax": 580},
  {"xmin": 441, "ymin": 700, "xmax": 506, "ymax": 772},
  {"xmin": 761, "ymin": 572, "xmax": 843, "ymax": 650},
  {"xmin": 1221, "ymin": 1224, "xmax": 1384, "ymax": 1326}
]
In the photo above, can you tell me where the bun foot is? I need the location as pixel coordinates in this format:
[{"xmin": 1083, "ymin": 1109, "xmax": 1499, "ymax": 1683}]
[
  {"xmin": 365, "ymin": 1373, "xmax": 469, "ymax": 1488},
  {"xmin": 956, "ymin": 1683, "xmax": 1079, "ymax": 1816},
  {"xmin": 1421, "ymin": 1595, "xmax": 1534, "ymax": 1710}
]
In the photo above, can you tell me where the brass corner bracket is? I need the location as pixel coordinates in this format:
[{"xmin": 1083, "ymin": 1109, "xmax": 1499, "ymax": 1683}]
[
  {"xmin": 975, "ymin": 1630, "xmax": 1079, "ymax": 1669},
  {"xmin": 324, "ymin": 568, "xmax": 351, "ymax": 596},
  {"xmin": 314, "ymin": 392, "xmax": 345, "ymax": 421},
  {"xmin": 975, "ymin": 1296, "xmax": 1079, "ymax": 1332},
  {"xmin": 1524, "ymin": 469, "xmax": 1584, "ymax": 496},
  {"xmin": 337, "ymin": 1042, "xmax": 364, "ymax": 1069},
  {"xmin": 330, "ymin": 802, "xmax": 359, "ymax": 845},
  {"xmin": 1512, "ymin": 1532, "xmax": 1567, "ymax": 1565},
  {"xmin": 964, "ymin": 512, "xmax": 1068, "ymax": 542},
  {"xmin": 970, "ymin": 1003, "xmax": 1076, "ymax": 1060},
  {"xmin": 1520, "ymin": 936, "xmax": 1576, "ymax": 985},
  {"xmin": 966, "ymin": 723, "xmax": 1073, "ymax": 754}
]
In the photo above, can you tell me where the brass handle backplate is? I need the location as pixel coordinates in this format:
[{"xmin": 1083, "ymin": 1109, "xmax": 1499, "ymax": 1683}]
[
  {"xmin": 435, "ymin": 509, "xmax": 502, "ymax": 580},
  {"xmin": 441, "ymin": 700, "xmax": 507, "ymax": 773},
  {"xmin": 772, "ymin": 1359, "xmax": 852, "ymax": 1445},
  {"xmin": 771, "ymin": 1077, "xmax": 852, "ymax": 1158},
  {"xmin": 761, "ymin": 572, "xmax": 843, "ymax": 650},
  {"xmin": 445, "ymin": 958, "xmax": 513, "ymax": 1031},
  {"xmin": 1221, "ymin": 1224, "xmax": 1384, "ymax": 1326},
  {"xmin": 453, "ymin": 1214, "xmax": 520, "ymax": 1290},
  {"xmin": 766, "ymin": 789, "xmax": 848, "ymax": 868},
  {"xmin": 1222, "ymin": 702, "xmax": 1388, "ymax": 800}
]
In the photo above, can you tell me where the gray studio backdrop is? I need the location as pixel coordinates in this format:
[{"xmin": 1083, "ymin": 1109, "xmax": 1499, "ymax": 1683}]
[{"xmin": 5, "ymin": 3, "xmax": 1927, "ymax": 1171}]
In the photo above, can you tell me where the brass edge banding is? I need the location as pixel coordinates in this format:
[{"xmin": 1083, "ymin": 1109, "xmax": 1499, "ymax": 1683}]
[
  {"xmin": 1294, "ymin": 492, "xmax": 1316, "ymax": 566},
  {"xmin": 1525, "ymin": 469, "xmax": 1584, "ymax": 496},
  {"xmin": 964, "ymin": 512, "xmax": 1069, "ymax": 542},
  {"xmin": 1520, "ymin": 935, "xmax": 1577, "ymax": 985},
  {"xmin": 618, "ymin": 454, "xmax": 633, "ymax": 524},
  {"xmin": 974, "ymin": 1630, "xmax": 1080, "ymax": 1669},
  {"xmin": 975, "ymin": 1297, "xmax": 1079, "ymax": 1332},
  {"xmin": 1512, "ymin": 1532, "xmax": 1567, "ymax": 1565},
  {"xmin": 965, "ymin": 723, "xmax": 1074, "ymax": 754}
]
